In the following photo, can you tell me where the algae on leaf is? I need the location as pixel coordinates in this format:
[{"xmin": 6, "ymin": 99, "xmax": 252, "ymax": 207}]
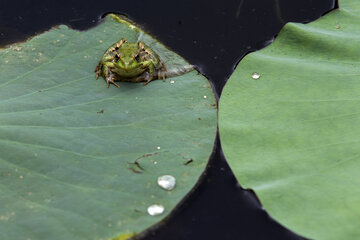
[
  {"xmin": 0, "ymin": 14, "xmax": 217, "ymax": 240},
  {"xmin": 219, "ymin": 0, "xmax": 360, "ymax": 239}
]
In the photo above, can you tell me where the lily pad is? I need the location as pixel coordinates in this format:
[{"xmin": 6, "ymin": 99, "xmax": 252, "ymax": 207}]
[
  {"xmin": 0, "ymin": 14, "xmax": 217, "ymax": 240},
  {"xmin": 219, "ymin": 0, "xmax": 360, "ymax": 239}
]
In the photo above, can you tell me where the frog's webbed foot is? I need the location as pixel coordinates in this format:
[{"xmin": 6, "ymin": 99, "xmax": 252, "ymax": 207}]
[
  {"xmin": 109, "ymin": 38, "xmax": 128, "ymax": 54},
  {"xmin": 107, "ymin": 77, "xmax": 121, "ymax": 88},
  {"xmin": 157, "ymin": 64, "xmax": 167, "ymax": 82},
  {"xmin": 95, "ymin": 63, "xmax": 102, "ymax": 79},
  {"xmin": 158, "ymin": 59, "xmax": 167, "ymax": 81},
  {"xmin": 138, "ymin": 42, "xmax": 146, "ymax": 51},
  {"xmin": 116, "ymin": 38, "xmax": 127, "ymax": 48},
  {"xmin": 157, "ymin": 70, "xmax": 165, "ymax": 82},
  {"xmin": 142, "ymin": 72, "xmax": 153, "ymax": 85},
  {"xmin": 106, "ymin": 72, "xmax": 120, "ymax": 88},
  {"xmin": 158, "ymin": 68, "xmax": 167, "ymax": 82}
]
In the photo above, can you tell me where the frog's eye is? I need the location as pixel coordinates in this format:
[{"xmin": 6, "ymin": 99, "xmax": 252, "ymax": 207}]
[
  {"xmin": 133, "ymin": 54, "xmax": 140, "ymax": 61},
  {"xmin": 115, "ymin": 53, "xmax": 122, "ymax": 60}
]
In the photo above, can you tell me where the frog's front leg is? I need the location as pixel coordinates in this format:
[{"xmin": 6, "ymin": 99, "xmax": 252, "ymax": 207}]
[
  {"xmin": 102, "ymin": 63, "xmax": 121, "ymax": 88},
  {"xmin": 95, "ymin": 63, "xmax": 103, "ymax": 79},
  {"xmin": 142, "ymin": 61, "xmax": 156, "ymax": 85}
]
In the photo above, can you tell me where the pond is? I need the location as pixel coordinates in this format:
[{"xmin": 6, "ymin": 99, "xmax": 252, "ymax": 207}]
[{"xmin": 0, "ymin": 0, "xmax": 336, "ymax": 239}]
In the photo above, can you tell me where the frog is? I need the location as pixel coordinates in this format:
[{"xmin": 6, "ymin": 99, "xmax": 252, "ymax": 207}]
[{"xmin": 95, "ymin": 38, "xmax": 167, "ymax": 88}]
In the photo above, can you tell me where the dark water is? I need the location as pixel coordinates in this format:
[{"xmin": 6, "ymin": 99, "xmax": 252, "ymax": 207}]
[{"xmin": 0, "ymin": 0, "xmax": 336, "ymax": 239}]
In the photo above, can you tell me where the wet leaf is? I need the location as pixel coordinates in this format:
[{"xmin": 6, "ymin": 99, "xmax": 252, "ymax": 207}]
[
  {"xmin": 219, "ymin": 0, "xmax": 360, "ymax": 239},
  {"xmin": 0, "ymin": 14, "xmax": 217, "ymax": 240}
]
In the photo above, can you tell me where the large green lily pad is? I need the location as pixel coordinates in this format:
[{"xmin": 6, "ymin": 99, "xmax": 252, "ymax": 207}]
[
  {"xmin": 0, "ymin": 14, "xmax": 217, "ymax": 240},
  {"xmin": 219, "ymin": 0, "xmax": 360, "ymax": 239}
]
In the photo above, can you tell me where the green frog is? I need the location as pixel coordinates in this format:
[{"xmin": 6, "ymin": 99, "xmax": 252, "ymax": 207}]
[{"xmin": 95, "ymin": 38, "xmax": 167, "ymax": 88}]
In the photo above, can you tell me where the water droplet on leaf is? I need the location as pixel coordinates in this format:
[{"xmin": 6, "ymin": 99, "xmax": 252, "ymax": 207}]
[
  {"xmin": 157, "ymin": 175, "xmax": 176, "ymax": 190},
  {"xmin": 251, "ymin": 72, "xmax": 260, "ymax": 79},
  {"xmin": 147, "ymin": 204, "xmax": 165, "ymax": 216}
]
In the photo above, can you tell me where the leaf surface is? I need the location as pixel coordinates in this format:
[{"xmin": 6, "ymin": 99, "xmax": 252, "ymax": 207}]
[
  {"xmin": 0, "ymin": 14, "xmax": 217, "ymax": 240},
  {"xmin": 219, "ymin": 1, "xmax": 360, "ymax": 239}
]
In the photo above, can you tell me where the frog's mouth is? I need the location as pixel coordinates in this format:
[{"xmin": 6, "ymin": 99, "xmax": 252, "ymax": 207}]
[
  {"xmin": 112, "ymin": 66, "xmax": 147, "ymax": 77},
  {"xmin": 111, "ymin": 66, "xmax": 146, "ymax": 75}
]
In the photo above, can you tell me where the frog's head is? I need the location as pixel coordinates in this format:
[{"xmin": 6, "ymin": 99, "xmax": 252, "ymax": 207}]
[{"xmin": 114, "ymin": 42, "xmax": 143, "ymax": 71}]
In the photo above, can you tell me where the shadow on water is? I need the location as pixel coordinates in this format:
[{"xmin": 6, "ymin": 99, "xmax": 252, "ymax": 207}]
[{"xmin": 0, "ymin": 0, "xmax": 337, "ymax": 239}]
